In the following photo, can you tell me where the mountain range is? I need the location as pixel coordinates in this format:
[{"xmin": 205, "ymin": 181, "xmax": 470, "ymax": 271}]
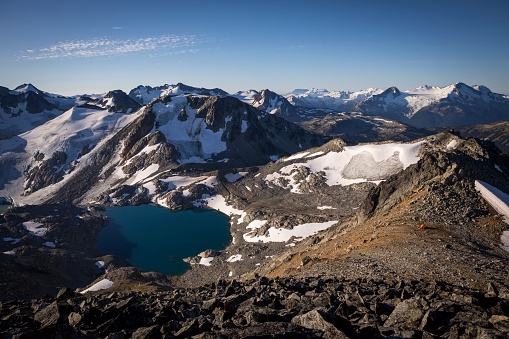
[{"xmin": 1, "ymin": 80, "xmax": 509, "ymax": 337}]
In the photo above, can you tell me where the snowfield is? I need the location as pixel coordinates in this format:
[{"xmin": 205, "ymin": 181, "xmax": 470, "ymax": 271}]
[
  {"xmin": 267, "ymin": 141, "xmax": 422, "ymax": 190},
  {"xmin": 474, "ymin": 180, "xmax": 509, "ymax": 252},
  {"xmin": 243, "ymin": 220, "xmax": 338, "ymax": 243},
  {"xmin": 80, "ymin": 279, "xmax": 114, "ymax": 294}
]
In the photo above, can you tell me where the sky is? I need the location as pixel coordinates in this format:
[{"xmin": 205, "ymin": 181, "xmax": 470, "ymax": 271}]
[{"xmin": 1, "ymin": 0, "xmax": 508, "ymax": 96}]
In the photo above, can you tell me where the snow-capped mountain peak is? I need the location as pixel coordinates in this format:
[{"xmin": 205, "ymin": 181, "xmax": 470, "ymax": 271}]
[{"xmin": 12, "ymin": 83, "xmax": 44, "ymax": 95}]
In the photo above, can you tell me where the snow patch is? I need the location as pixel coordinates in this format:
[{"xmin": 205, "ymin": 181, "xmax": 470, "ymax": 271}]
[
  {"xmin": 226, "ymin": 254, "xmax": 243, "ymax": 262},
  {"xmin": 474, "ymin": 180, "xmax": 509, "ymax": 252},
  {"xmin": 224, "ymin": 172, "xmax": 248, "ymax": 183},
  {"xmin": 43, "ymin": 242, "xmax": 56, "ymax": 248},
  {"xmin": 23, "ymin": 222, "xmax": 47, "ymax": 237},
  {"xmin": 80, "ymin": 279, "xmax": 114, "ymax": 294},
  {"xmin": 3, "ymin": 237, "xmax": 21, "ymax": 244},
  {"xmin": 199, "ymin": 257, "xmax": 214, "ymax": 266},
  {"xmin": 317, "ymin": 206, "xmax": 336, "ymax": 210},
  {"xmin": 201, "ymin": 194, "xmax": 247, "ymax": 224},
  {"xmin": 95, "ymin": 261, "xmax": 105, "ymax": 269},
  {"xmin": 243, "ymin": 220, "xmax": 338, "ymax": 243},
  {"xmin": 447, "ymin": 139, "xmax": 458, "ymax": 149}
]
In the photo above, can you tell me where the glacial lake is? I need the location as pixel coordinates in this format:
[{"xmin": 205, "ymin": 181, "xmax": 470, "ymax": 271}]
[{"xmin": 96, "ymin": 204, "xmax": 231, "ymax": 275}]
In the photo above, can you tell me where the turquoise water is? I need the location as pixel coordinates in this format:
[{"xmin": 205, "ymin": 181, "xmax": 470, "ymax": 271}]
[
  {"xmin": 0, "ymin": 204, "xmax": 11, "ymax": 214},
  {"xmin": 96, "ymin": 204, "xmax": 231, "ymax": 275}
]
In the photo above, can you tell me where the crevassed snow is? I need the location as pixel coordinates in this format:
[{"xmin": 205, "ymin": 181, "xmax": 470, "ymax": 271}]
[
  {"xmin": 224, "ymin": 172, "xmax": 248, "ymax": 183},
  {"xmin": 43, "ymin": 242, "xmax": 56, "ymax": 248},
  {"xmin": 474, "ymin": 180, "xmax": 509, "ymax": 252},
  {"xmin": 243, "ymin": 220, "xmax": 338, "ymax": 243},
  {"xmin": 80, "ymin": 279, "xmax": 114, "ymax": 294},
  {"xmin": 23, "ymin": 222, "xmax": 47, "ymax": 237},
  {"xmin": 232, "ymin": 90, "xmax": 258, "ymax": 104},
  {"xmin": 269, "ymin": 142, "xmax": 422, "ymax": 188},
  {"xmin": 226, "ymin": 254, "xmax": 242, "ymax": 262},
  {"xmin": 199, "ymin": 257, "xmax": 214, "ymax": 266},
  {"xmin": 152, "ymin": 99, "xmax": 227, "ymax": 158}
]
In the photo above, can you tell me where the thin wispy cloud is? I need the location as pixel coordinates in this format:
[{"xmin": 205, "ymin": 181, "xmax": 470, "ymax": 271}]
[
  {"xmin": 112, "ymin": 26, "xmax": 126, "ymax": 30},
  {"xmin": 20, "ymin": 34, "xmax": 208, "ymax": 60}
]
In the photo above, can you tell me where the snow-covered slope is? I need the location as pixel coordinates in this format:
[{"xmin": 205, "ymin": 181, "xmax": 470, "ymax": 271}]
[
  {"xmin": 129, "ymin": 83, "xmax": 229, "ymax": 105},
  {"xmin": 284, "ymin": 88, "xmax": 383, "ymax": 111},
  {"xmin": 0, "ymin": 105, "xmax": 142, "ymax": 204},
  {"xmin": 264, "ymin": 141, "xmax": 422, "ymax": 192},
  {"xmin": 0, "ymin": 93, "xmax": 325, "ymax": 205}
]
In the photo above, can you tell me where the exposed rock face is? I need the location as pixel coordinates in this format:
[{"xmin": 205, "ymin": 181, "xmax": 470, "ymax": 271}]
[
  {"xmin": 24, "ymin": 151, "xmax": 68, "ymax": 194},
  {"xmin": 252, "ymin": 89, "xmax": 301, "ymax": 121},
  {"xmin": 92, "ymin": 90, "xmax": 141, "ymax": 113}
]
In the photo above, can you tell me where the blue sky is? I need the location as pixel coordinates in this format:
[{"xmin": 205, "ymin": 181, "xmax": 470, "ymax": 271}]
[{"xmin": 1, "ymin": 0, "xmax": 508, "ymax": 95}]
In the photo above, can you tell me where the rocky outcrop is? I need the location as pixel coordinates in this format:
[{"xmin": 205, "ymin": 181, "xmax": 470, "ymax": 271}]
[
  {"xmin": 0, "ymin": 204, "xmax": 109, "ymax": 300},
  {"xmin": 92, "ymin": 90, "xmax": 141, "ymax": 113},
  {"xmin": 24, "ymin": 151, "xmax": 68, "ymax": 194},
  {"xmin": 1, "ymin": 276, "xmax": 508, "ymax": 338}
]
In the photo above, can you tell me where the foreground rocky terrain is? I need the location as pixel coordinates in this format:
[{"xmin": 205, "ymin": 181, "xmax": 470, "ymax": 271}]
[{"xmin": 1, "ymin": 276, "xmax": 509, "ymax": 338}]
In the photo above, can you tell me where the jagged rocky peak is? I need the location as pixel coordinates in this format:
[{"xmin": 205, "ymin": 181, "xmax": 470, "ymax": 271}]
[
  {"xmin": 380, "ymin": 86, "xmax": 401, "ymax": 97},
  {"xmin": 252, "ymin": 89, "xmax": 300, "ymax": 121},
  {"xmin": 94, "ymin": 89, "xmax": 141, "ymax": 113}
]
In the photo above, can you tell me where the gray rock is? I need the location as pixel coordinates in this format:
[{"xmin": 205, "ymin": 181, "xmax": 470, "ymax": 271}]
[
  {"xmin": 291, "ymin": 309, "xmax": 349, "ymax": 339},
  {"xmin": 384, "ymin": 297, "xmax": 426, "ymax": 329}
]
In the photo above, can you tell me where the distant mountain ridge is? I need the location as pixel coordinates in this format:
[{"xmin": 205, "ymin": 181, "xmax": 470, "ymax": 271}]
[
  {"xmin": 353, "ymin": 82, "xmax": 509, "ymax": 128},
  {"xmin": 2, "ymin": 81, "xmax": 509, "ymax": 136}
]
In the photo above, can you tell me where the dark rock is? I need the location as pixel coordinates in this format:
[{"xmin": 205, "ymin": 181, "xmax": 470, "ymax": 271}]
[{"xmin": 56, "ymin": 287, "xmax": 76, "ymax": 299}]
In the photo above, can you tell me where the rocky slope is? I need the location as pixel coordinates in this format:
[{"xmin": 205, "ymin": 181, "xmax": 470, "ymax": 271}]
[
  {"xmin": 428, "ymin": 120, "xmax": 509, "ymax": 154},
  {"xmin": 2, "ymin": 276, "xmax": 509, "ymax": 338},
  {"xmin": 251, "ymin": 133, "xmax": 509, "ymax": 290},
  {"xmin": 0, "ymin": 93, "xmax": 326, "ymax": 206},
  {"xmin": 296, "ymin": 112, "xmax": 431, "ymax": 144}
]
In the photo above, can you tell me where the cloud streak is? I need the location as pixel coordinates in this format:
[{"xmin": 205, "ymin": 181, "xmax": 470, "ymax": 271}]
[{"xmin": 20, "ymin": 34, "xmax": 207, "ymax": 60}]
